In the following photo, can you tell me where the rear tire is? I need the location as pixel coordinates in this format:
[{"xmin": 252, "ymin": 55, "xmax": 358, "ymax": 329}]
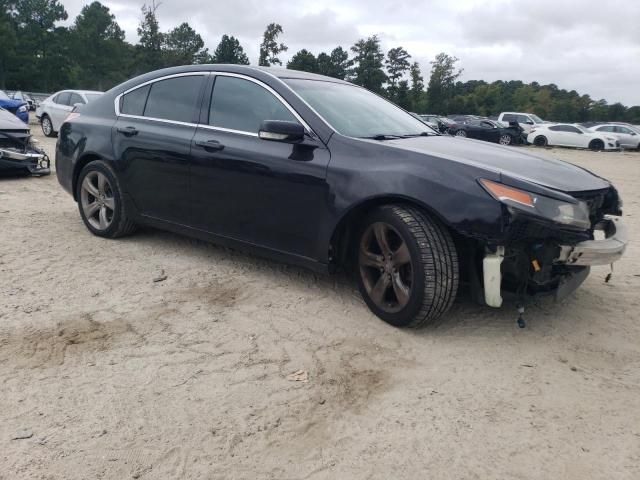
[
  {"xmin": 499, "ymin": 134, "xmax": 513, "ymax": 145},
  {"xmin": 589, "ymin": 139, "xmax": 605, "ymax": 151},
  {"xmin": 355, "ymin": 205, "xmax": 459, "ymax": 328},
  {"xmin": 533, "ymin": 135, "xmax": 548, "ymax": 147},
  {"xmin": 41, "ymin": 115, "xmax": 56, "ymax": 137},
  {"xmin": 76, "ymin": 160, "xmax": 136, "ymax": 238}
]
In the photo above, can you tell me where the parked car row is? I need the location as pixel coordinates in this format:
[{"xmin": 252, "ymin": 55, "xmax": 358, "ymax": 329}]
[{"xmin": 413, "ymin": 110, "xmax": 639, "ymax": 151}]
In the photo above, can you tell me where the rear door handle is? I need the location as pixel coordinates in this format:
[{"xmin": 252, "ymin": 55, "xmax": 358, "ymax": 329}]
[
  {"xmin": 117, "ymin": 126, "xmax": 138, "ymax": 137},
  {"xmin": 195, "ymin": 139, "xmax": 224, "ymax": 152}
]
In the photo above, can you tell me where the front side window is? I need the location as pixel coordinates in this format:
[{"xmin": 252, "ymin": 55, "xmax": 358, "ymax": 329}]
[
  {"xmin": 143, "ymin": 75, "xmax": 204, "ymax": 123},
  {"xmin": 596, "ymin": 126, "xmax": 613, "ymax": 132},
  {"xmin": 209, "ymin": 76, "xmax": 298, "ymax": 133}
]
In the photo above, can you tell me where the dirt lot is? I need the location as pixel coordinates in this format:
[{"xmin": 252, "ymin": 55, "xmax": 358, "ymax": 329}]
[{"xmin": 1, "ymin": 123, "xmax": 639, "ymax": 480}]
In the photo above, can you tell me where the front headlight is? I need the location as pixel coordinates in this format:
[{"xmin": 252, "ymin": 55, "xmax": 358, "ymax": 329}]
[
  {"xmin": 480, "ymin": 179, "xmax": 591, "ymax": 230},
  {"xmin": 18, "ymin": 105, "xmax": 27, "ymax": 113}
]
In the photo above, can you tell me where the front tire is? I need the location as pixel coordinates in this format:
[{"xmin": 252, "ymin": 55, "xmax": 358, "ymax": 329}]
[
  {"xmin": 355, "ymin": 205, "xmax": 459, "ymax": 328},
  {"xmin": 455, "ymin": 130, "xmax": 467, "ymax": 138},
  {"xmin": 76, "ymin": 160, "xmax": 136, "ymax": 238},
  {"xmin": 589, "ymin": 139, "xmax": 605, "ymax": 151},
  {"xmin": 41, "ymin": 115, "xmax": 56, "ymax": 137},
  {"xmin": 533, "ymin": 135, "xmax": 548, "ymax": 147}
]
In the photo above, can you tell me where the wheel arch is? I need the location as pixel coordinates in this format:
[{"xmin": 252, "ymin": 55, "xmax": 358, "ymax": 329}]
[{"xmin": 327, "ymin": 194, "xmax": 459, "ymax": 272}]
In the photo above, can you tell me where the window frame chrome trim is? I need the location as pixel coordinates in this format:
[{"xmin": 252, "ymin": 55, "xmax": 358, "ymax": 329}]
[{"xmin": 113, "ymin": 70, "xmax": 316, "ymax": 139}]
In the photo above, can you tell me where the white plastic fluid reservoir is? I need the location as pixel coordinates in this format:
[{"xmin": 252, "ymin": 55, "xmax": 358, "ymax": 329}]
[{"xmin": 483, "ymin": 247, "xmax": 505, "ymax": 308}]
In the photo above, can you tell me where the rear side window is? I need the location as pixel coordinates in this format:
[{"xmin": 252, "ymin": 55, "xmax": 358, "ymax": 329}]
[
  {"xmin": 69, "ymin": 93, "xmax": 84, "ymax": 105},
  {"xmin": 209, "ymin": 76, "xmax": 298, "ymax": 133},
  {"xmin": 121, "ymin": 85, "xmax": 151, "ymax": 116},
  {"xmin": 56, "ymin": 92, "xmax": 71, "ymax": 105},
  {"xmin": 143, "ymin": 75, "xmax": 204, "ymax": 123},
  {"xmin": 502, "ymin": 114, "xmax": 516, "ymax": 122}
]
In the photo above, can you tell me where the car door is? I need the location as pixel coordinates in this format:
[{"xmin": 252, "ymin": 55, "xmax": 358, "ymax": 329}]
[
  {"xmin": 50, "ymin": 92, "xmax": 73, "ymax": 130},
  {"xmin": 113, "ymin": 73, "xmax": 206, "ymax": 224},
  {"xmin": 190, "ymin": 73, "xmax": 331, "ymax": 259},
  {"xmin": 564, "ymin": 125, "xmax": 588, "ymax": 147},
  {"xmin": 479, "ymin": 121, "xmax": 500, "ymax": 142}
]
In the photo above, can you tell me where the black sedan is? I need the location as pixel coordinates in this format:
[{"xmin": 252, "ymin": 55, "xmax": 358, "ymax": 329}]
[
  {"xmin": 55, "ymin": 65, "xmax": 627, "ymax": 327},
  {"xmin": 448, "ymin": 119, "xmax": 522, "ymax": 145}
]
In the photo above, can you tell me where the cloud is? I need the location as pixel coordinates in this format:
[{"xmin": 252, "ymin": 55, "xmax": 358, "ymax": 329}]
[{"xmin": 59, "ymin": 0, "xmax": 640, "ymax": 105}]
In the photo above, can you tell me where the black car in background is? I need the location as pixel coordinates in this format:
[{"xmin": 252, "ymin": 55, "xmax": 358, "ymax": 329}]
[
  {"xmin": 55, "ymin": 65, "xmax": 627, "ymax": 327},
  {"xmin": 447, "ymin": 119, "xmax": 523, "ymax": 145}
]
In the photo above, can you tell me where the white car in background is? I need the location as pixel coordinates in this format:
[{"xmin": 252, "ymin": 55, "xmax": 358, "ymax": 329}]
[
  {"xmin": 589, "ymin": 124, "xmax": 640, "ymax": 150},
  {"xmin": 497, "ymin": 112, "xmax": 546, "ymax": 134},
  {"xmin": 527, "ymin": 123, "xmax": 620, "ymax": 150},
  {"xmin": 36, "ymin": 89, "xmax": 103, "ymax": 137}
]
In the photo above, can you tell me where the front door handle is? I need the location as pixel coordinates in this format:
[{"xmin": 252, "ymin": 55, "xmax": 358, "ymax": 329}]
[
  {"xmin": 117, "ymin": 126, "xmax": 138, "ymax": 137},
  {"xmin": 195, "ymin": 139, "xmax": 224, "ymax": 152}
]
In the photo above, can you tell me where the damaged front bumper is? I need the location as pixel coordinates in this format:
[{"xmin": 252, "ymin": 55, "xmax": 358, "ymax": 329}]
[
  {"xmin": 555, "ymin": 216, "xmax": 627, "ymax": 266},
  {"xmin": 483, "ymin": 216, "xmax": 628, "ymax": 307},
  {"xmin": 0, "ymin": 146, "xmax": 51, "ymax": 177}
]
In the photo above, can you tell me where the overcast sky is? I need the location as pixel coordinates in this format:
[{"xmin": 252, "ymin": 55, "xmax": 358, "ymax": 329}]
[{"xmin": 62, "ymin": 0, "xmax": 639, "ymax": 105}]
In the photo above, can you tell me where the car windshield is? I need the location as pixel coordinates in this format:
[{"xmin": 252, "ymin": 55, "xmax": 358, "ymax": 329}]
[
  {"xmin": 0, "ymin": 90, "xmax": 9, "ymax": 100},
  {"xmin": 530, "ymin": 114, "xmax": 544, "ymax": 123},
  {"xmin": 84, "ymin": 93, "xmax": 102, "ymax": 103},
  {"xmin": 284, "ymin": 79, "xmax": 435, "ymax": 138}
]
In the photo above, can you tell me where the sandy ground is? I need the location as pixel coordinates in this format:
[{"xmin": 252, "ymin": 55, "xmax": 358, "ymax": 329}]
[{"xmin": 1, "ymin": 123, "xmax": 639, "ymax": 480}]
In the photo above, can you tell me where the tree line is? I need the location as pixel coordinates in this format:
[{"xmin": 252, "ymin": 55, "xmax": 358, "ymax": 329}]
[{"xmin": 1, "ymin": 0, "xmax": 638, "ymax": 123}]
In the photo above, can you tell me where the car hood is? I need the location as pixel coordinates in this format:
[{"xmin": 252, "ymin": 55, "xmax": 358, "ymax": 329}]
[
  {"xmin": 0, "ymin": 108, "xmax": 30, "ymax": 130},
  {"xmin": 382, "ymin": 135, "xmax": 610, "ymax": 193}
]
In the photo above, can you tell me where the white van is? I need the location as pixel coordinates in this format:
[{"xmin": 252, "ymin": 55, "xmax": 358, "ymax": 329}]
[{"xmin": 498, "ymin": 112, "xmax": 546, "ymax": 134}]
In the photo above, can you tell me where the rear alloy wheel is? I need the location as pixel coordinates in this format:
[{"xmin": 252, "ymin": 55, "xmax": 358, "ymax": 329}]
[
  {"xmin": 356, "ymin": 205, "xmax": 459, "ymax": 328},
  {"xmin": 499, "ymin": 134, "xmax": 513, "ymax": 145},
  {"xmin": 455, "ymin": 130, "xmax": 467, "ymax": 138},
  {"xmin": 533, "ymin": 135, "xmax": 548, "ymax": 147},
  {"xmin": 589, "ymin": 139, "xmax": 605, "ymax": 151},
  {"xmin": 41, "ymin": 115, "xmax": 55, "ymax": 137},
  {"xmin": 77, "ymin": 160, "xmax": 136, "ymax": 238}
]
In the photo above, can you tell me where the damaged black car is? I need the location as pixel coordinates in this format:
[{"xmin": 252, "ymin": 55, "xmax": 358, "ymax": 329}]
[
  {"xmin": 55, "ymin": 66, "xmax": 627, "ymax": 328},
  {"xmin": 0, "ymin": 106, "xmax": 50, "ymax": 177}
]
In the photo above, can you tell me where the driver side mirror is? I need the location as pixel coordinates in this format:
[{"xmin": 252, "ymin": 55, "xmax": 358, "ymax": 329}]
[{"xmin": 259, "ymin": 120, "xmax": 305, "ymax": 143}]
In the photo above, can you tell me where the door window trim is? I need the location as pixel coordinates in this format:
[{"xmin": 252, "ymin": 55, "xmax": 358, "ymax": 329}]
[
  {"xmin": 114, "ymin": 71, "xmax": 316, "ymax": 138},
  {"xmin": 114, "ymin": 72, "xmax": 206, "ymax": 126}
]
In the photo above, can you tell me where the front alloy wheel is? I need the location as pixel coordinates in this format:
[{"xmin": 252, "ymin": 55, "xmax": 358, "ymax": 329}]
[
  {"xmin": 41, "ymin": 116, "xmax": 54, "ymax": 137},
  {"xmin": 355, "ymin": 205, "xmax": 459, "ymax": 328},
  {"xmin": 359, "ymin": 222, "xmax": 413, "ymax": 313},
  {"xmin": 455, "ymin": 130, "xmax": 467, "ymax": 138}
]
